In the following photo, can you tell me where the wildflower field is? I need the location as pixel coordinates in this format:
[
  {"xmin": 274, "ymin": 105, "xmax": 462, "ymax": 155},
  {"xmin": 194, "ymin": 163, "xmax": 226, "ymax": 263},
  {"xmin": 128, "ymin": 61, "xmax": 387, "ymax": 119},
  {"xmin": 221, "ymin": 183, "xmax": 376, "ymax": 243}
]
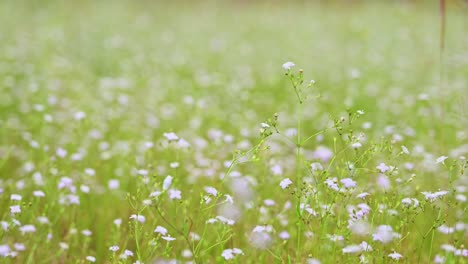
[{"xmin": 0, "ymin": 1, "xmax": 467, "ymax": 263}]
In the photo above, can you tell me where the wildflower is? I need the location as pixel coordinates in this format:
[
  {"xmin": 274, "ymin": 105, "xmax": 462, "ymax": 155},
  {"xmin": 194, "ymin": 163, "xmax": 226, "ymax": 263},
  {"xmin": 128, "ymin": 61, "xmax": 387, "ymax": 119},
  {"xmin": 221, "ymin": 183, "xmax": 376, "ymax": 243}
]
[
  {"xmin": 224, "ymin": 194, "xmax": 234, "ymax": 204},
  {"xmin": 280, "ymin": 178, "xmax": 293, "ymax": 189},
  {"xmin": 81, "ymin": 230, "xmax": 92, "ymax": 236},
  {"xmin": 80, "ymin": 185, "xmax": 90, "ymax": 193},
  {"xmin": 162, "ymin": 236, "xmax": 176, "ymax": 241},
  {"xmin": 313, "ymin": 146, "xmax": 333, "ymax": 162},
  {"xmin": 33, "ymin": 190, "xmax": 45, "ymax": 197},
  {"xmin": 359, "ymin": 241, "xmax": 372, "ymax": 252},
  {"xmin": 169, "ymin": 189, "xmax": 182, "ymax": 200},
  {"xmin": 108, "ymin": 179, "xmax": 120, "ymax": 190},
  {"xmin": 307, "ymin": 259, "xmax": 321, "ymax": 264},
  {"xmin": 204, "ymin": 186, "xmax": 218, "ymax": 196},
  {"xmin": 221, "ymin": 248, "xmax": 244, "ymax": 260},
  {"xmin": 279, "ymin": 231, "xmax": 290, "ymax": 240},
  {"xmin": 342, "ymin": 244, "xmax": 362, "ymax": 254},
  {"xmin": 437, "ymin": 225, "xmax": 455, "ymax": 234},
  {"xmin": 10, "ymin": 205, "xmax": 21, "ymax": 214},
  {"xmin": 121, "ymin": 249, "xmax": 134, "ymax": 258},
  {"xmin": 436, "ymin": 156, "xmax": 448, "ymax": 164},
  {"xmin": 154, "ymin": 226, "xmax": 168, "ymax": 235},
  {"xmin": 114, "ymin": 218, "xmax": 122, "ymax": 226},
  {"xmin": 271, "ymin": 164, "xmax": 283, "ymax": 175},
  {"xmin": 74, "ymin": 111, "xmax": 86, "ymax": 120},
  {"xmin": 14, "ymin": 243, "xmax": 25, "ymax": 251},
  {"xmin": 376, "ymin": 163, "xmax": 390, "ymax": 173},
  {"xmin": 10, "ymin": 194, "xmax": 22, "ymax": 201},
  {"xmin": 434, "ymin": 255, "xmax": 445, "ymax": 263},
  {"xmin": 357, "ymin": 192, "xmax": 370, "ymax": 199},
  {"xmin": 282, "ymin": 61, "xmax": 295, "ymax": 70},
  {"xmin": 56, "ymin": 147, "xmax": 67, "ymax": 158},
  {"xmin": 59, "ymin": 242, "xmax": 69, "ymax": 250},
  {"xmin": 341, "ymin": 178, "xmax": 357, "ymax": 188},
  {"xmin": 372, "ymin": 225, "xmax": 395, "ymax": 244},
  {"xmin": 163, "ymin": 132, "xmax": 179, "ymax": 141},
  {"xmin": 388, "ymin": 251, "xmax": 403, "ymax": 260},
  {"xmin": 401, "ymin": 146, "xmax": 410, "ymax": 154},
  {"xmin": 351, "ymin": 142, "xmax": 362, "ymax": 149},
  {"xmin": 37, "ymin": 216, "xmax": 49, "ymax": 224},
  {"xmin": 163, "ymin": 175, "xmax": 173, "ymax": 190},
  {"xmin": 422, "ymin": 191, "xmax": 448, "ymax": 202},
  {"xmin": 86, "ymin": 256, "xmax": 96, "ymax": 262},
  {"xmin": 129, "ymin": 214, "xmax": 145, "ymax": 223},
  {"xmin": 109, "ymin": 245, "xmax": 119, "ymax": 252},
  {"xmin": 19, "ymin": 224, "xmax": 36, "ymax": 234},
  {"xmin": 0, "ymin": 245, "xmax": 11, "ymax": 257}
]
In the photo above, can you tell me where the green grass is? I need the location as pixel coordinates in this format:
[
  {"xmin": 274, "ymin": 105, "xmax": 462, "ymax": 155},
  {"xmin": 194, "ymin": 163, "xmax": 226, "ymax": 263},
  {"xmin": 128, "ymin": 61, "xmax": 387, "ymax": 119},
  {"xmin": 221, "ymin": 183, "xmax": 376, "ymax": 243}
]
[{"xmin": 0, "ymin": 1, "xmax": 467, "ymax": 263}]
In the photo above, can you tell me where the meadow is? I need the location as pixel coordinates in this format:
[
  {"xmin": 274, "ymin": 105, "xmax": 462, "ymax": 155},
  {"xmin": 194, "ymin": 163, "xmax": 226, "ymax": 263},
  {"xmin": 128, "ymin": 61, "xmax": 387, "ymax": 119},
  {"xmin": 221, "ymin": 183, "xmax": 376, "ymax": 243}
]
[{"xmin": 0, "ymin": 1, "xmax": 467, "ymax": 263}]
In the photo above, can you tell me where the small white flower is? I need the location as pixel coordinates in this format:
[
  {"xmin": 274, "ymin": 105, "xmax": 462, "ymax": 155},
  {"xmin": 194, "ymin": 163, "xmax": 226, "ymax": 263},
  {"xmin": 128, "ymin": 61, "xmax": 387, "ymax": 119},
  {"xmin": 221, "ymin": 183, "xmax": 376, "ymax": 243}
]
[
  {"xmin": 19, "ymin": 224, "xmax": 36, "ymax": 234},
  {"xmin": 129, "ymin": 214, "xmax": 145, "ymax": 223},
  {"xmin": 163, "ymin": 175, "xmax": 173, "ymax": 190},
  {"xmin": 86, "ymin": 256, "xmax": 96, "ymax": 262},
  {"xmin": 436, "ymin": 156, "xmax": 448, "ymax": 164},
  {"xmin": 169, "ymin": 189, "xmax": 182, "ymax": 200},
  {"xmin": 341, "ymin": 178, "xmax": 357, "ymax": 188},
  {"xmin": 162, "ymin": 236, "xmax": 176, "ymax": 241},
  {"xmin": 376, "ymin": 163, "xmax": 390, "ymax": 173},
  {"xmin": 280, "ymin": 178, "xmax": 293, "ymax": 189},
  {"xmin": 10, "ymin": 194, "xmax": 22, "ymax": 201},
  {"xmin": 204, "ymin": 186, "xmax": 218, "ymax": 196},
  {"xmin": 10, "ymin": 205, "xmax": 21, "ymax": 214},
  {"xmin": 33, "ymin": 190, "xmax": 45, "ymax": 197},
  {"xmin": 282, "ymin": 61, "xmax": 295, "ymax": 70},
  {"xmin": 163, "ymin": 132, "xmax": 179, "ymax": 141},
  {"xmin": 388, "ymin": 251, "xmax": 403, "ymax": 260},
  {"xmin": 109, "ymin": 245, "xmax": 119, "ymax": 252},
  {"xmin": 422, "ymin": 191, "xmax": 448, "ymax": 202},
  {"xmin": 154, "ymin": 226, "xmax": 168, "ymax": 235},
  {"xmin": 74, "ymin": 111, "xmax": 86, "ymax": 120}
]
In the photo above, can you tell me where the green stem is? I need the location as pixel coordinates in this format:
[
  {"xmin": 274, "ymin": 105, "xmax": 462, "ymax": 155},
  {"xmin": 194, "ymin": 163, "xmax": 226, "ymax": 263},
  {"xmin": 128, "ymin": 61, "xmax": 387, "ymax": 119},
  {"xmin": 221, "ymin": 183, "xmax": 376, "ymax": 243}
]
[{"xmin": 295, "ymin": 101, "xmax": 303, "ymax": 262}]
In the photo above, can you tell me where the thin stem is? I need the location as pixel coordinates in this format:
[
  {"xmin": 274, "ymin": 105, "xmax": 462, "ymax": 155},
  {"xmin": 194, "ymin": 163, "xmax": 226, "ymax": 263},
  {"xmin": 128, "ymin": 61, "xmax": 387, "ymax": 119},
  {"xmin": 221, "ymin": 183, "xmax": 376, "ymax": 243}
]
[{"xmin": 295, "ymin": 100, "xmax": 303, "ymax": 262}]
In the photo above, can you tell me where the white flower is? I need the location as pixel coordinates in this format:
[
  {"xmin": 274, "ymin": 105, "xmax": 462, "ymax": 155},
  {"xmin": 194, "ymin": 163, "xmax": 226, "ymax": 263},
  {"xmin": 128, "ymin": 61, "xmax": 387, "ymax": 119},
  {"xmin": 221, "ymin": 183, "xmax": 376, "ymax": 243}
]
[
  {"xmin": 357, "ymin": 192, "xmax": 370, "ymax": 199},
  {"xmin": 204, "ymin": 186, "xmax": 218, "ymax": 196},
  {"xmin": 109, "ymin": 245, "xmax": 119, "ymax": 252},
  {"xmin": 372, "ymin": 225, "xmax": 395, "ymax": 244},
  {"xmin": 282, "ymin": 61, "xmax": 295, "ymax": 70},
  {"xmin": 436, "ymin": 156, "xmax": 448, "ymax": 164},
  {"xmin": 10, "ymin": 194, "xmax": 22, "ymax": 201},
  {"xmin": 224, "ymin": 194, "xmax": 234, "ymax": 204},
  {"xmin": 280, "ymin": 178, "xmax": 293, "ymax": 189},
  {"xmin": 388, "ymin": 251, "xmax": 403, "ymax": 260},
  {"xmin": 74, "ymin": 111, "xmax": 86, "ymax": 120},
  {"xmin": 10, "ymin": 205, "xmax": 21, "ymax": 214},
  {"xmin": 162, "ymin": 236, "xmax": 176, "ymax": 241},
  {"xmin": 154, "ymin": 226, "xmax": 168, "ymax": 235},
  {"xmin": 221, "ymin": 248, "xmax": 244, "ymax": 260},
  {"xmin": 163, "ymin": 175, "xmax": 173, "ymax": 190},
  {"xmin": 376, "ymin": 163, "xmax": 390, "ymax": 173},
  {"xmin": 163, "ymin": 132, "xmax": 179, "ymax": 141},
  {"xmin": 86, "ymin": 256, "xmax": 96, "ymax": 262},
  {"xmin": 108, "ymin": 179, "xmax": 120, "ymax": 190},
  {"xmin": 33, "ymin": 190, "xmax": 45, "ymax": 197},
  {"xmin": 19, "ymin": 224, "xmax": 36, "ymax": 234},
  {"xmin": 129, "ymin": 214, "xmax": 145, "ymax": 223},
  {"xmin": 341, "ymin": 178, "xmax": 357, "ymax": 188},
  {"xmin": 169, "ymin": 189, "xmax": 182, "ymax": 200},
  {"xmin": 342, "ymin": 244, "xmax": 362, "ymax": 254},
  {"xmin": 81, "ymin": 230, "xmax": 92, "ymax": 236},
  {"xmin": 422, "ymin": 191, "xmax": 448, "ymax": 202}
]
